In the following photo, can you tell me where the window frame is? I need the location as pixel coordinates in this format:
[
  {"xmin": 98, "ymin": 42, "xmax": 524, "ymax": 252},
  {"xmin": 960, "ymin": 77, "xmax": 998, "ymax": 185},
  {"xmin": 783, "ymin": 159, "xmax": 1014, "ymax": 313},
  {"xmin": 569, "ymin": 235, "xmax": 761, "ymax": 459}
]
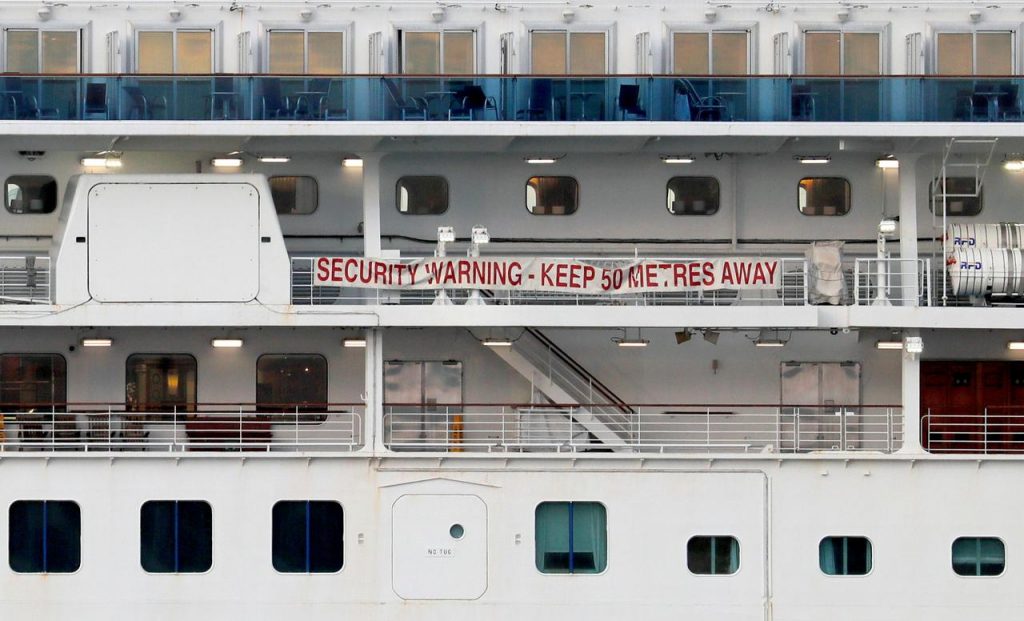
[
  {"xmin": 952, "ymin": 536, "xmax": 1006, "ymax": 578},
  {"xmin": 818, "ymin": 535, "xmax": 873, "ymax": 577},
  {"xmin": 256, "ymin": 353, "xmax": 329, "ymax": 413},
  {"xmin": 124, "ymin": 353, "xmax": 198, "ymax": 414},
  {"xmin": 271, "ymin": 499, "xmax": 345, "ymax": 575},
  {"xmin": 139, "ymin": 499, "xmax": 214, "ymax": 574},
  {"xmin": 2, "ymin": 27, "xmax": 84, "ymax": 73},
  {"xmin": 4, "ymin": 174, "xmax": 58, "ymax": 215},
  {"xmin": 686, "ymin": 535, "xmax": 741, "ymax": 576},
  {"xmin": 398, "ymin": 28, "xmax": 478, "ymax": 74},
  {"xmin": 525, "ymin": 175, "xmax": 580, "ymax": 216},
  {"xmin": 797, "ymin": 24, "xmax": 889, "ymax": 75},
  {"xmin": 268, "ymin": 175, "xmax": 320, "ymax": 215},
  {"xmin": 666, "ymin": 176, "xmax": 721, "ymax": 216},
  {"xmin": 260, "ymin": 22, "xmax": 353, "ymax": 74},
  {"xmin": 798, "ymin": 176, "xmax": 852, "ymax": 216},
  {"xmin": 0, "ymin": 353, "xmax": 67, "ymax": 410},
  {"xmin": 534, "ymin": 500, "xmax": 608, "ymax": 576},
  {"xmin": 932, "ymin": 26, "xmax": 1019, "ymax": 75},
  {"xmin": 928, "ymin": 176, "xmax": 983, "ymax": 216},
  {"xmin": 525, "ymin": 24, "xmax": 615, "ymax": 74},
  {"xmin": 396, "ymin": 175, "xmax": 450, "ymax": 215},
  {"xmin": 131, "ymin": 24, "xmax": 221, "ymax": 73},
  {"xmin": 8, "ymin": 500, "xmax": 81, "ymax": 574},
  {"xmin": 666, "ymin": 27, "xmax": 754, "ymax": 75}
]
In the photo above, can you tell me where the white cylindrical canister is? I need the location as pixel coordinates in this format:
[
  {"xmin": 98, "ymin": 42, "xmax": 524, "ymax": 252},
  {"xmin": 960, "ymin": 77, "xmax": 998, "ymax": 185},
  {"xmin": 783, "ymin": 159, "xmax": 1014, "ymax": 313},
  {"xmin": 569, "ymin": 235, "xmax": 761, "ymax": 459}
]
[
  {"xmin": 948, "ymin": 247, "xmax": 1024, "ymax": 297},
  {"xmin": 946, "ymin": 223, "xmax": 1024, "ymax": 250}
]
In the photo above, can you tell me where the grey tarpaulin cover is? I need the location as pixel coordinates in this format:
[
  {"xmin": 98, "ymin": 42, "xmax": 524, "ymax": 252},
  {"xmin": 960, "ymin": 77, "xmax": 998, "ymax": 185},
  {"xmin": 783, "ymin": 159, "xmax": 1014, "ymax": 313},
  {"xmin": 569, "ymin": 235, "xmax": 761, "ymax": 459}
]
[{"xmin": 806, "ymin": 241, "xmax": 846, "ymax": 305}]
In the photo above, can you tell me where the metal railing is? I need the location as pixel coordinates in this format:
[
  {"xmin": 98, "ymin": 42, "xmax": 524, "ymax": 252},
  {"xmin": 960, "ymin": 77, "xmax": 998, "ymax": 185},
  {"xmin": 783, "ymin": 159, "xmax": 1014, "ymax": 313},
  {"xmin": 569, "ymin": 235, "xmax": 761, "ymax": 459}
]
[
  {"xmin": 0, "ymin": 403, "xmax": 364, "ymax": 452},
  {"xmin": 0, "ymin": 255, "xmax": 50, "ymax": 304},
  {"xmin": 923, "ymin": 408, "xmax": 1024, "ymax": 454},
  {"xmin": 853, "ymin": 258, "xmax": 931, "ymax": 307},
  {"xmin": 383, "ymin": 404, "xmax": 902, "ymax": 454},
  {"xmin": 290, "ymin": 255, "xmax": 808, "ymax": 307},
  {"xmin": 3, "ymin": 74, "xmax": 1024, "ymax": 123}
]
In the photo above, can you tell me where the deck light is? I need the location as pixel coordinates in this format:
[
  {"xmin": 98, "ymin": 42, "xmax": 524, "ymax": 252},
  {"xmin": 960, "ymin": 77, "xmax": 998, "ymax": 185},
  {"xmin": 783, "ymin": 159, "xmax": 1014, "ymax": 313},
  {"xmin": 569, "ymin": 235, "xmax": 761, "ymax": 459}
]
[
  {"xmin": 797, "ymin": 155, "xmax": 831, "ymax": 165},
  {"xmin": 661, "ymin": 155, "xmax": 695, "ymax": 164},
  {"xmin": 81, "ymin": 338, "xmax": 113, "ymax": 347},
  {"xmin": 211, "ymin": 338, "xmax": 244, "ymax": 348},
  {"xmin": 1008, "ymin": 342, "xmax": 1024, "ymax": 351},
  {"xmin": 876, "ymin": 341, "xmax": 904, "ymax": 350},
  {"xmin": 1003, "ymin": 157, "xmax": 1024, "ymax": 172},
  {"xmin": 904, "ymin": 337, "xmax": 924, "ymax": 354},
  {"xmin": 875, "ymin": 157, "xmax": 899, "ymax": 169},
  {"xmin": 81, "ymin": 156, "xmax": 122, "ymax": 168},
  {"xmin": 342, "ymin": 157, "xmax": 364, "ymax": 168},
  {"xmin": 482, "ymin": 338, "xmax": 514, "ymax": 347},
  {"xmin": 525, "ymin": 156, "xmax": 560, "ymax": 165},
  {"xmin": 211, "ymin": 157, "xmax": 243, "ymax": 168},
  {"xmin": 754, "ymin": 329, "xmax": 787, "ymax": 347},
  {"xmin": 613, "ymin": 328, "xmax": 649, "ymax": 348},
  {"xmin": 258, "ymin": 156, "xmax": 291, "ymax": 163},
  {"xmin": 342, "ymin": 337, "xmax": 367, "ymax": 348}
]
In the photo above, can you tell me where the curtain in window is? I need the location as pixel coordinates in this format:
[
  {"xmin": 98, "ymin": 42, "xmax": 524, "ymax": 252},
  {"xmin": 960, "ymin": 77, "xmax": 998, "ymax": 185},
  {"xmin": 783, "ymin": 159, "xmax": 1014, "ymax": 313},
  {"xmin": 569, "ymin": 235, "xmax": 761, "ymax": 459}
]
[
  {"xmin": 571, "ymin": 502, "xmax": 607, "ymax": 573},
  {"xmin": 819, "ymin": 538, "xmax": 838, "ymax": 574},
  {"xmin": 535, "ymin": 502, "xmax": 571, "ymax": 572}
]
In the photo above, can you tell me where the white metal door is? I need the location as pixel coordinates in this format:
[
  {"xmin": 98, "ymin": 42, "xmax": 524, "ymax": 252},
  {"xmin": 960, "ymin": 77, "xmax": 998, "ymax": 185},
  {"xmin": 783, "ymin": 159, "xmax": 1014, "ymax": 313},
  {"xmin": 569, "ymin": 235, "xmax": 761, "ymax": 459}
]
[
  {"xmin": 905, "ymin": 32, "xmax": 923, "ymax": 74},
  {"xmin": 368, "ymin": 31, "xmax": 384, "ymax": 73},
  {"xmin": 105, "ymin": 31, "xmax": 121, "ymax": 73},
  {"xmin": 236, "ymin": 31, "xmax": 252, "ymax": 73},
  {"xmin": 773, "ymin": 32, "xmax": 791, "ymax": 74},
  {"xmin": 635, "ymin": 31, "xmax": 652, "ymax": 73}
]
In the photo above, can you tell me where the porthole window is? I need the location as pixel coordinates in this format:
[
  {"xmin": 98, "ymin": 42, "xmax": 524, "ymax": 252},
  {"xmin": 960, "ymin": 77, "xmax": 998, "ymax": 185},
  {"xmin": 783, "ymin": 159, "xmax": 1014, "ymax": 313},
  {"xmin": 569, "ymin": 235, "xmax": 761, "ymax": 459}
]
[
  {"xmin": 9, "ymin": 500, "xmax": 80, "ymax": 573},
  {"xmin": 929, "ymin": 177, "xmax": 983, "ymax": 216},
  {"xmin": 798, "ymin": 177, "xmax": 850, "ymax": 216},
  {"xmin": 5, "ymin": 175, "xmax": 57, "ymax": 214},
  {"xmin": 396, "ymin": 176, "xmax": 449, "ymax": 215},
  {"xmin": 269, "ymin": 176, "xmax": 318, "ymax": 215},
  {"xmin": 667, "ymin": 177, "xmax": 720, "ymax": 215},
  {"xmin": 819, "ymin": 536, "xmax": 872, "ymax": 576},
  {"xmin": 526, "ymin": 176, "xmax": 578, "ymax": 215},
  {"xmin": 687, "ymin": 536, "xmax": 739, "ymax": 575},
  {"xmin": 952, "ymin": 537, "xmax": 1005, "ymax": 576}
]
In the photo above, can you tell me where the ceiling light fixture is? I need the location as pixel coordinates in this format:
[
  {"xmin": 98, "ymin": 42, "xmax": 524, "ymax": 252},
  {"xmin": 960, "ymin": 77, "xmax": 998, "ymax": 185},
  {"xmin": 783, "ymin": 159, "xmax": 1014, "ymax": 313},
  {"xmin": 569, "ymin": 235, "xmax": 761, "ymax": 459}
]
[
  {"xmin": 341, "ymin": 157, "xmax": 364, "ymax": 168},
  {"xmin": 342, "ymin": 337, "xmax": 367, "ymax": 348},
  {"xmin": 661, "ymin": 155, "xmax": 695, "ymax": 164},
  {"xmin": 875, "ymin": 156, "xmax": 899, "ymax": 169},
  {"xmin": 876, "ymin": 340, "xmax": 904, "ymax": 350},
  {"xmin": 1008, "ymin": 341, "xmax": 1024, "ymax": 351},
  {"xmin": 482, "ymin": 337, "xmax": 514, "ymax": 347},
  {"xmin": 525, "ymin": 156, "xmax": 560, "ymax": 165},
  {"xmin": 613, "ymin": 328, "xmax": 649, "ymax": 348},
  {"xmin": 211, "ymin": 338, "xmax": 244, "ymax": 348},
  {"xmin": 81, "ymin": 338, "xmax": 112, "ymax": 347},
  {"xmin": 258, "ymin": 156, "xmax": 291, "ymax": 163},
  {"xmin": 754, "ymin": 329, "xmax": 788, "ymax": 347},
  {"xmin": 796, "ymin": 155, "xmax": 831, "ymax": 165},
  {"xmin": 211, "ymin": 157, "xmax": 243, "ymax": 168}
]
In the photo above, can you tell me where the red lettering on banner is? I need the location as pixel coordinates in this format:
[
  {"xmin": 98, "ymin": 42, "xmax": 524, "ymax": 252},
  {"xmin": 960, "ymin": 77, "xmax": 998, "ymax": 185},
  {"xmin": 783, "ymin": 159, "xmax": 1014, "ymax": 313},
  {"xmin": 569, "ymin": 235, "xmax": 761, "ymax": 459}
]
[
  {"xmin": 316, "ymin": 257, "xmax": 330, "ymax": 283},
  {"xmin": 764, "ymin": 261, "xmax": 778, "ymax": 285},
  {"xmin": 509, "ymin": 262, "xmax": 523, "ymax": 286},
  {"xmin": 721, "ymin": 262, "xmax": 733, "ymax": 285},
  {"xmin": 407, "ymin": 263, "xmax": 419, "ymax": 285},
  {"xmin": 582, "ymin": 265, "xmax": 596, "ymax": 289},
  {"xmin": 688, "ymin": 262, "xmax": 702, "ymax": 286},
  {"xmin": 541, "ymin": 263, "xmax": 554, "ymax": 287},
  {"xmin": 673, "ymin": 263, "xmax": 688, "ymax": 286},
  {"xmin": 735, "ymin": 261, "xmax": 752, "ymax": 284},
  {"xmin": 702, "ymin": 261, "xmax": 715, "ymax": 287}
]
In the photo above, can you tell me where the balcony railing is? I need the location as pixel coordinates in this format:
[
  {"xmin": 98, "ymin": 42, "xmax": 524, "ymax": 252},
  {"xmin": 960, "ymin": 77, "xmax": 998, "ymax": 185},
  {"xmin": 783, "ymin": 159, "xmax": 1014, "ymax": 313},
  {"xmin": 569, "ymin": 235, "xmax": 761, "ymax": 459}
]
[
  {"xmin": 853, "ymin": 258, "xmax": 931, "ymax": 307},
  {"xmin": 3, "ymin": 74, "xmax": 1024, "ymax": 123},
  {"xmin": 0, "ymin": 403, "xmax": 363, "ymax": 452},
  {"xmin": 383, "ymin": 404, "xmax": 903, "ymax": 454},
  {"xmin": 0, "ymin": 255, "xmax": 50, "ymax": 304},
  {"xmin": 923, "ymin": 408, "xmax": 1024, "ymax": 454}
]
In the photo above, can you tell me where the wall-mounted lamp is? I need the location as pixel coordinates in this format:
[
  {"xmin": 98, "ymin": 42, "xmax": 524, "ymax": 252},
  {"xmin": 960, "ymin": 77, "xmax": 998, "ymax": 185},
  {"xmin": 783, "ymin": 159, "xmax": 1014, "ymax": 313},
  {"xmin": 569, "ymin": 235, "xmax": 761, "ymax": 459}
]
[
  {"xmin": 876, "ymin": 340, "xmax": 904, "ymax": 350},
  {"xmin": 525, "ymin": 156, "xmax": 561, "ymax": 165},
  {"xmin": 561, "ymin": 8, "xmax": 575, "ymax": 23},
  {"xmin": 342, "ymin": 337, "xmax": 367, "ymax": 348},
  {"xmin": 257, "ymin": 156, "xmax": 291, "ymax": 164},
  {"xmin": 704, "ymin": 8, "xmax": 718, "ymax": 22},
  {"xmin": 431, "ymin": 7, "xmax": 446, "ymax": 22},
  {"xmin": 82, "ymin": 154, "xmax": 123, "ymax": 169},
  {"xmin": 168, "ymin": 7, "xmax": 183, "ymax": 21},
  {"xmin": 299, "ymin": 7, "xmax": 314, "ymax": 21},
  {"xmin": 211, "ymin": 338, "xmax": 244, "ymax": 348},
  {"xmin": 969, "ymin": 9, "xmax": 982, "ymax": 23},
  {"xmin": 837, "ymin": 8, "xmax": 851, "ymax": 23},
  {"xmin": 37, "ymin": 6, "xmax": 52, "ymax": 21},
  {"xmin": 875, "ymin": 156, "xmax": 899, "ymax": 170},
  {"xmin": 1003, "ymin": 155, "xmax": 1024, "ymax": 171},
  {"xmin": 81, "ymin": 338, "xmax": 113, "ymax": 347},
  {"xmin": 342, "ymin": 157, "xmax": 364, "ymax": 168},
  {"xmin": 211, "ymin": 157, "xmax": 243, "ymax": 168}
]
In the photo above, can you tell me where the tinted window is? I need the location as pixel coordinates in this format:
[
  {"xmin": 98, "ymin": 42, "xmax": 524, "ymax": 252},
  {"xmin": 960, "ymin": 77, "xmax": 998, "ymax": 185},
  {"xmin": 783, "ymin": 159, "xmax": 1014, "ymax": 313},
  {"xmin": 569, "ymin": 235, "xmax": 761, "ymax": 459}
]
[
  {"xmin": 5, "ymin": 175, "xmax": 57, "ymax": 214},
  {"xmin": 952, "ymin": 537, "xmax": 1005, "ymax": 576},
  {"xmin": 269, "ymin": 176, "xmax": 318, "ymax": 215},
  {"xmin": 0, "ymin": 354, "xmax": 66, "ymax": 409},
  {"xmin": 667, "ymin": 177, "xmax": 720, "ymax": 215},
  {"xmin": 687, "ymin": 536, "xmax": 739, "ymax": 575},
  {"xmin": 396, "ymin": 176, "xmax": 449, "ymax": 215},
  {"xmin": 140, "ymin": 500, "xmax": 212, "ymax": 573},
  {"xmin": 535, "ymin": 501, "xmax": 606, "ymax": 574},
  {"xmin": 272, "ymin": 501, "xmax": 344, "ymax": 573},
  {"xmin": 9, "ymin": 500, "xmax": 80, "ymax": 573},
  {"xmin": 126, "ymin": 354, "xmax": 197, "ymax": 413},
  {"xmin": 798, "ymin": 177, "xmax": 850, "ymax": 216},
  {"xmin": 929, "ymin": 177, "xmax": 983, "ymax": 216},
  {"xmin": 819, "ymin": 536, "xmax": 872, "ymax": 575},
  {"xmin": 256, "ymin": 354, "xmax": 327, "ymax": 414},
  {"xmin": 526, "ymin": 176, "xmax": 578, "ymax": 215}
]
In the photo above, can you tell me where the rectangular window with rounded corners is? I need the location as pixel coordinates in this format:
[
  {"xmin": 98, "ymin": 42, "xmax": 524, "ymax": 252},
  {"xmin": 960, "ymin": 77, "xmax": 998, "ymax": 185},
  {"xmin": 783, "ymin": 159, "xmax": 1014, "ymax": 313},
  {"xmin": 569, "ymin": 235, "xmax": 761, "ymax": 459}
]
[
  {"xmin": 268, "ymin": 30, "xmax": 345, "ymax": 74},
  {"xmin": 535, "ymin": 501, "xmax": 607, "ymax": 574},
  {"xmin": 269, "ymin": 176, "xmax": 319, "ymax": 215},
  {"xmin": 140, "ymin": 500, "xmax": 212, "ymax": 573},
  {"xmin": 667, "ymin": 176, "xmax": 720, "ymax": 215},
  {"xmin": 5, "ymin": 175, "xmax": 57, "ymax": 214},
  {"xmin": 397, "ymin": 176, "xmax": 449, "ymax": 215},
  {"xmin": 953, "ymin": 537, "xmax": 1005, "ymax": 576},
  {"xmin": 9, "ymin": 500, "xmax": 80, "ymax": 573},
  {"xmin": 526, "ymin": 176, "xmax": 578, "ymax": 215},
  {"xmin": 673, "ymin": 31, "xmax": 749, "ymax": 74},
  {"xmin": 126, "ymin": 354, "xmax": 197, "ymax": 414},
  {"xmin": 798, "ymin": 177, "xmax": 851, "ymax": 216},
  {"xmin": 272, "ymin": 500, "xmax": 344, "ymax": 573},
  {"xmin": 819, "ymin": 536, "xmax": 871, "ymax": 575},
  {"xmin": 256, "ymin": 354, "xmax": 327, "ymax": 415},
  {"xmin": 0, "ymin": 354, "xmax": 66, "ymax": 410},
  {"xmin": 929, "ymin": 177, "xmax": 983, "ymax": 216},
  {"xmin": 687, "ymin": 535, "xmax": 739, "ymax": 575}
]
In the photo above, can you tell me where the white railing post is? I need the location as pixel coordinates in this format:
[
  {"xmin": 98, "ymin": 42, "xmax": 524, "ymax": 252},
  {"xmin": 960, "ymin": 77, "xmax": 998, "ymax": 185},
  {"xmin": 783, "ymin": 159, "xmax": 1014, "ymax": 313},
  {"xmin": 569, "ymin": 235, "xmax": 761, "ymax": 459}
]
[{"xmin": 984, "ymin": 407, "xmax": 989, "ymax": 455}]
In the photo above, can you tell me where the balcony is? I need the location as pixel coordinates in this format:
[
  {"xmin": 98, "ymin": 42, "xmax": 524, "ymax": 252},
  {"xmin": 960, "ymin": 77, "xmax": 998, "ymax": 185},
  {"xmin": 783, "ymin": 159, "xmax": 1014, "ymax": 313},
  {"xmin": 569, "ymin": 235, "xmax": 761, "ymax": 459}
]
[{"xmin": 2, "ymin": 74, "xmax": 1024, "ymax": 123}]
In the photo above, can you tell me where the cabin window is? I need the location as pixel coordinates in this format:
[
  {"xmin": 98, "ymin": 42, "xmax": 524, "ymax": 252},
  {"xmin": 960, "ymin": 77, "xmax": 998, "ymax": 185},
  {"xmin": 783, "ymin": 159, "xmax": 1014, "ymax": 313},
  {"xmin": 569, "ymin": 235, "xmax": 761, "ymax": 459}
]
[
  {"xmin": 687, "ymin": 536, "xmax": 740, "ymax": 575},
  {"xmin": 530, "ymin": 31, "xmax": 607, "ymax": 74},
  {"xmin": 667, "ymin": 176, "xmax": 720, "ymax": 215},
  {"xmin": 5, "ymin": 175, "xmax": 57, "ymax": 214},
  {"xmin": 819, "ymin": 536, "xmax": 872, "ymax": 576},
  {"xmin": 803, "ymin": 31, "xmax": 881, "ymax": 75},
  {"xmin": 0, "ymin": 354, "xmax": 66, "ymax": 410},
  {"xmin": 125, "ymin": 354, "xmax": 197, "ymax": 413},
  {"xmin": 269, "ymin": 176, "xmax": 319, "ymax": 215},
  {"xmin": 535, "ymin": 501, "xmax": 607, "ymax": 574},
  {"xmin": 672, "ymin": 31, "xmax": 749, "ymax": 74},
  {"xmin": 256, "ymin": 354, "xmax": 328, "ymax": 413},
  {"xmin": 400, "ymin": 31, "xmax": 475, "ymax": 74},
  {"xmin": 526, "ymin": 176, "xmax": 578, "ymax": 215},
  {"xmin": 9, "ymin": 500, "xmax": 80, "ymax": 573},
  {"xmin": 397, "ymin": 176, "xmax": 449, "ymax": 215},
  {"xmin": 4, "ymin": 29, "xmax": 81, "ymax": 73},
  {"xmin": 936, "ymin": 31, "xmax": 1013, "ymax": 75},
  {"xmin": 798, "ymin": 177, "xmax": 851, "ymax": 216},
  {"xmin": 272, "ymin": 501, "xmax": 344, "ymax": 573},
  {"xmin": 929, "ymin": 177, "xmax": 983, "ymax": 216},
  {"xmin": 268, "ymin": 30, "xmax": 345, "ymax": 74},
  {"xmin": 136, "ymin": 30, "xmax": 214, "ymax": 73},
  {"xmin": 140, "ymin": 500, "xmax": 212, "ymax": 573},
  {"xmin": 952, "ymin": 537, "xmax": 1005, "ymax": 576}
]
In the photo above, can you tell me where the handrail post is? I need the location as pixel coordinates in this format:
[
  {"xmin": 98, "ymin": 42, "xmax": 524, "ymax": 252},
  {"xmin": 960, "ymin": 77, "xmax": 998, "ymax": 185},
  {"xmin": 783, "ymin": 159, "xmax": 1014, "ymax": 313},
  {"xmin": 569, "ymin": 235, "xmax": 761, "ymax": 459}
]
[
  {"xmin": 795, "ymin": 407, "xmax": 801, "ymax": 453},
  {"xmin": 706, "ymin": 407, "xmax": 711, "ymax": 449},
  {"xmin": 173, "ymin": 406, "xmax": 177, "ymax": 451},
  {"xmin": 840, "ymin": 408, "xmax": 847, "ymax": 451},
  {"xmin": 295, "ymin": 405, "xmax": 300, "ymax": 445},
  {"xmin": 984, "ymin": 407, "xmax": 989, "ymax": 455}
]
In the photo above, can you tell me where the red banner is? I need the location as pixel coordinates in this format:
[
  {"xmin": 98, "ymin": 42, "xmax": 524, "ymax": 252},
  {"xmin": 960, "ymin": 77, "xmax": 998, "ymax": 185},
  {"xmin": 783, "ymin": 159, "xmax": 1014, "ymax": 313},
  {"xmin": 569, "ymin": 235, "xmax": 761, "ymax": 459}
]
[{"xmin": 313, "ymin": 257, "xmax": 781, "ymax": 294}]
